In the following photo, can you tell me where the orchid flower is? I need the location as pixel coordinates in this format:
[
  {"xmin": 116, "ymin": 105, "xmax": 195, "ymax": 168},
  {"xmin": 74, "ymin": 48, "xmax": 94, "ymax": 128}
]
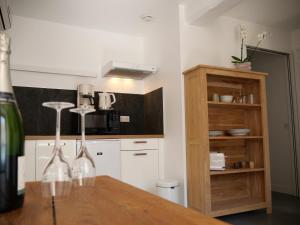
[
  {"xmin": 231, "ymin": 26, "xmax": 270, "ymax": 64},
  {"xmin": 240, "ymin": 24, "xmax": 247, "ymax": 40},
  {"xmin": 258, "ymin": 31, "xmax": 269, "ymax": 42}
]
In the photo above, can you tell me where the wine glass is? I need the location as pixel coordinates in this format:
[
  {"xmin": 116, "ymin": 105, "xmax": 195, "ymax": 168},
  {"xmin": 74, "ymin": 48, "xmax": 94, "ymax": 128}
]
[
  {"xmin": 41, "ymin": 102, "xmax": 74, "ymax": 198},
  {"xmin": 70, "ymin": 106, "xmax": 96, "ymax": 187}
]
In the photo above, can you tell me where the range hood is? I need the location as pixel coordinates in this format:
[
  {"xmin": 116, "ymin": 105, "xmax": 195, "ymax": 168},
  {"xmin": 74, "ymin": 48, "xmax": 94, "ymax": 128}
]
[{"xmin": 102, "ymin": 61, "xmax": 157, "ymax": 80}]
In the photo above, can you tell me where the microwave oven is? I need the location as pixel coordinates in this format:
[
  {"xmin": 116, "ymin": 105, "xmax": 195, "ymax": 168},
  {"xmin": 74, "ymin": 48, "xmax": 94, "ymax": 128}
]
[{"xmin": 78, "ymin": 110, "xmax": 120, "ymax": 134}]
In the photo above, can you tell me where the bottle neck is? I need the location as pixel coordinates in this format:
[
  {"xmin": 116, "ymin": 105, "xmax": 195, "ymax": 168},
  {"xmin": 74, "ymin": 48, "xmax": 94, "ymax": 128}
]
[{"xmin": 0, "ymin": 50, "xmax": 13, "ymax": 94}]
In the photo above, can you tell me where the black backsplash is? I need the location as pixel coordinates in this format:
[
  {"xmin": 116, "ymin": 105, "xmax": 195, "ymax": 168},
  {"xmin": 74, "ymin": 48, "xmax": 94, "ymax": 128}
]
[
  {"xmin": 13, "ymin": 86, "xmax": 163, "ymax": 135},
  {"xmin": 144, "ymin": 88, "xmax": 164, "ymax": 134}
]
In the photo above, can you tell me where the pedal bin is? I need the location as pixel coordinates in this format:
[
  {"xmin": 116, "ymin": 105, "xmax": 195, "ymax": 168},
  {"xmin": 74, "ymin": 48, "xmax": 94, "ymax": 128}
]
[{"xmin": 156, "ymin": 180, "xmax": 179, "ymax": 204}]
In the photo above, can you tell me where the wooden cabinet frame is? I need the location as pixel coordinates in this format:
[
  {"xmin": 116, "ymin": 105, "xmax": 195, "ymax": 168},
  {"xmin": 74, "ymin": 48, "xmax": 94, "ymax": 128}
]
[{"xmin": 183, "ymin": 65, "xmax": 272, "ymax": 217}]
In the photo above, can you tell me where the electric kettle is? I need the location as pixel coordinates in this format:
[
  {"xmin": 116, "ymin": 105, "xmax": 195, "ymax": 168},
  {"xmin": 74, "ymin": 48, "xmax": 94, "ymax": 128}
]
[{"xmin": 98, "ymin": 92, "xmax": 116, "ymax": 110}]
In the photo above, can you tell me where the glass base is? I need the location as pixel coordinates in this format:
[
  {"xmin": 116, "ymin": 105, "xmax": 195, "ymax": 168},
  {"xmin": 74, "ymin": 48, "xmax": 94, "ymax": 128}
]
[
  {"xmin": 41, "ymin": 181, "xmax": 72, "ymax": 198},
  {"xmin": 72, "ymin": 177, "xmax": 96, "ymax": 187}
]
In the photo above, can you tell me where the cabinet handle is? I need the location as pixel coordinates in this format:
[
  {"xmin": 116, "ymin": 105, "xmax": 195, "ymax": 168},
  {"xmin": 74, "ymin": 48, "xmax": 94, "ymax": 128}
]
[
  {"xmin": 134, "ymin": 141, "xmax": 147, "ymax": 144},
  {"xmin": 97, "ymin": 152, "xmax": 103, "ymax": 156},
  {"xmin": 133, "ymin": 153, "xmax": 147, "ymax": 156},
  {"xmin": 47, "ymin": 143, "xmax": 66, "ymax": 146}
]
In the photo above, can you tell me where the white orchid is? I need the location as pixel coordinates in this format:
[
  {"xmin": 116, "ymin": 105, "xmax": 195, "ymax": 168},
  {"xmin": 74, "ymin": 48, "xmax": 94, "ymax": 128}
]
[
  {"xmin": 232, "ymin": 26, "xmax": 271, "ymax": 64},
  {"xmin": 257, "ymin": 31, "xmax": 269, "ymax": 42},
  {"xmin": 231, "ymin": 24, "xmax": 248, "ymax": 63},
  {"xmin": 240, "ymin": 24, "xmax": 247, "ymax": 40}
]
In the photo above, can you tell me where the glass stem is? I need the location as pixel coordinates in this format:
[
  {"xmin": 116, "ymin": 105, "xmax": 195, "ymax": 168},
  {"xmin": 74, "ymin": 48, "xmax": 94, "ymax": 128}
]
[
  {"xmin": 81, "ymin": 112, "xmax": 86, "ymax": 148},
  {"xmin": 55, "ymin": 108, "xmax": 61, "ymax": 149}
]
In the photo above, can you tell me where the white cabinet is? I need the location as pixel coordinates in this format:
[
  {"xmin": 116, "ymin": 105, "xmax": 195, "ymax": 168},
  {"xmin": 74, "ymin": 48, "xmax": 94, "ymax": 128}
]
[
  {"xmin": 121, "ymin": 139, "xmax": 158, "ymax": 151},
  {"xmin": 24, "ymin": 137, "xmax": 162, "ymax": 187},
  {"xmin": 35, "ymin": 140, "xmax": 76, "ymax": 181},
  {"xmin": 76, "ymin": 140, "xmax": 121, "ymax": 180},
  {"xmin": 24, "ymin": 140, "xmax": 36, "ymax": 182},
  {"xmin": 121, "ymin": 139, "xmax": 159, "ymax": 193}
]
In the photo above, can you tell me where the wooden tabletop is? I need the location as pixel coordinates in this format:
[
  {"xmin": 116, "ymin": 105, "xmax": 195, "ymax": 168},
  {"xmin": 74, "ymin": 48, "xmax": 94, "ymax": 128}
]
[{"xmin": 0, "ymin": 176, "xmax": 228, "ymax": 225}]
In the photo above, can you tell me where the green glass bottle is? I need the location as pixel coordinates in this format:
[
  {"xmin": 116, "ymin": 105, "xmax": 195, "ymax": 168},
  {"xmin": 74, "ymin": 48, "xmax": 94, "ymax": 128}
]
[{"xmin": 0, "ymin": 33, "xmax": 25, "ymax": 212}]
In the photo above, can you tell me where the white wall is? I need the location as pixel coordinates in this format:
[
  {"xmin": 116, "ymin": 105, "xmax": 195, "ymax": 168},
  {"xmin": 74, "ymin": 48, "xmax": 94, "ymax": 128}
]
[
  {"xmin": 7, "ymin": 10, "xmax": 187, "ymax": 205},
  {"xmin": 143, "ymin": 3, "xmax": 185, "ymax": 204},
  {"xmin": 180, "ymin": 5, "xmax": 292, "ymax": 71},
  {"xmin": 292, "ymin": 29, "xmax": 300, "ymax": 49},
  {"xmin": 7, "ymin": 16, "xmax": 145, "ymax": 94}
]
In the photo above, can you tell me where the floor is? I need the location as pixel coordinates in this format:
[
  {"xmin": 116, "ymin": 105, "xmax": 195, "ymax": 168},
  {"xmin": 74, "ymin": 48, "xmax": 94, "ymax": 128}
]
[{"xmin": 219, "ymin": 192, "xmax": 300, "ymax": 225}]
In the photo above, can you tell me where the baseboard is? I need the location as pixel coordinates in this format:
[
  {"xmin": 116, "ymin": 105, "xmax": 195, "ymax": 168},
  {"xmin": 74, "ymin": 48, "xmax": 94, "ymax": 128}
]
[{"xmin": 272, "ymin": 183, "xmax": 296, "ymax": 196}]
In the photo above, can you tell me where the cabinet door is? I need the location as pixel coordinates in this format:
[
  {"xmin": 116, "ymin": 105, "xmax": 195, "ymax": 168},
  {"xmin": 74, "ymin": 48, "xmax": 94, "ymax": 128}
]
[
  {"xmin": 35, "ymin": 140, "xmax": 76, "ymax": 181},
  {"xmin": 24, "ymin": 140, "xmax": 36, "ymax": 182},
  {"xmin": 121, "ymin": 139, "xmax": 158, "ymax": 151},
  {"xmin": 77, "ymin": 140, "xmax": 121, "ymax": 180},
  {"xmin": 121, "ymin": 150, "xmax": 159, "ymax": 193}
]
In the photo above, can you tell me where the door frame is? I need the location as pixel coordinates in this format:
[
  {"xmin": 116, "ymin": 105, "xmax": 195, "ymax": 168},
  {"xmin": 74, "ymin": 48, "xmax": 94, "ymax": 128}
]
[{"xmin": 247, "ymin": 46, "xmax": 300, "ymax": 197}]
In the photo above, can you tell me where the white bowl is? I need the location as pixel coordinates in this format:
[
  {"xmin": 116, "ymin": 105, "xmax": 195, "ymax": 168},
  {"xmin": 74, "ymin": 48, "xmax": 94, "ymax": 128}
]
[
  {"xmin": 227, "ymin": 128, "xmax": 251, "ymax": 136},
  {"xmin": 220, "ymin": 95, "xmax": 233, "ymax": 103},
  {"xmin": 209, "ymin": 130, "xmax": 225, "ymax": 137}
]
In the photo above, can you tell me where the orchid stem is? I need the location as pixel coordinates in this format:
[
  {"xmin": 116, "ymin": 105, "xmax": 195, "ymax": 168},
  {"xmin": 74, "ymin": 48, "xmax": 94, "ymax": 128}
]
[{"xmin": 241, "ymin": 38, "xmax": 244, "ymax": 62}]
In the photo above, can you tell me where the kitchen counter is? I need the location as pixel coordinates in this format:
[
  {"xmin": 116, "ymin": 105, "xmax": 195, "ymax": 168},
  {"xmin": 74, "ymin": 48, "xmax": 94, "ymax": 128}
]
[
  {"xmin": 25, "ymin": 134, "xmax": 164, "ymax": 140},
  {"xmin": 0, "ymin": 176, "xmax": 228, "ymax": 225}
]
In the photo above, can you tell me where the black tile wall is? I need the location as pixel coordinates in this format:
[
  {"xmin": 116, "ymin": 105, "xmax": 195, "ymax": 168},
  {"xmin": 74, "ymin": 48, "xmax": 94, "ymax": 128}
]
[
  {"xmin": 13, "ymin": 87, "xmax": 77, "ymax": 135},
  {"xmin": 113, "ymin": 93, "xmax": 145, "ymax": 134},
  {"xmin": 144, "ymin": 88, "xmax": 164, "ymax": 134},
  {"xmin": 94, "ymin": 92, "xmax": 145, "ymax": 134},
  {"xmin": 13, "ymin": 86, "xmax": 164, "ymax": 135}
]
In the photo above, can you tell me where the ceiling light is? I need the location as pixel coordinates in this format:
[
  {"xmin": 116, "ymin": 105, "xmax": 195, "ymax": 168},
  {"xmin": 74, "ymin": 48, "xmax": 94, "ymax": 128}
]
[{"xmin": 140, "ymin": 14, "xmax": 154, "ymax": 22}]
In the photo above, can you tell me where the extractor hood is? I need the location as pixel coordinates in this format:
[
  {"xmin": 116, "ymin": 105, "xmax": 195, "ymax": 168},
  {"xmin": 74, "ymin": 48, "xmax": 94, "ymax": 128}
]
[{"xmin": 102, "ymin": 61, "xmax": 157, "ymax": 80}]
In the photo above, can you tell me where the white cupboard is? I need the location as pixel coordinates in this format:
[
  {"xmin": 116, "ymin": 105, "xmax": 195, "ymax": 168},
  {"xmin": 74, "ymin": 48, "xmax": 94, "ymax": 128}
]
[
  {"xmin": 121, "ymin": 138, "xmax": 158, "ymax": 151},
  {"xmin": 35, "ymin": 140, "xmax": 76, "ymax": 181},
  {"xmin": 24, "ymin": 138, "xmax": 162, "ymax": 192},
  {"xmin": 24, "ymin": 140, "xmax": 36, "ymax": 182},
  {"xmin": 76, "ymin": 140, "xmax": 121, "ymax": 180},
  {"xmin": 121, "ymin": 139, "xmax": 159, "ymax": 193}
]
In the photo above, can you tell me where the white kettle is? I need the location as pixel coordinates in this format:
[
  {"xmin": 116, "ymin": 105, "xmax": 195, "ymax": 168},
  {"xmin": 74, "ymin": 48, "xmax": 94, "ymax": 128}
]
[{"xmin": 98, "ymin": 92, "xmax": 116, "ymax": 110}]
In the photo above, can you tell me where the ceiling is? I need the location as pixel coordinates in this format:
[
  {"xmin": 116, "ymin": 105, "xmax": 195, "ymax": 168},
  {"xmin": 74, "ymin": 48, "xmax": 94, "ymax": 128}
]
[
  {"xmin": 8, "ymin": 0, "xmax": 178, "ymax": 35},
  {"xmin": 224, "ymin": 0, "xmax": 300, "ymax": 30},
  {"xmin": 9, "ymin": 0, "xmax": 300, "ymax": 33}
]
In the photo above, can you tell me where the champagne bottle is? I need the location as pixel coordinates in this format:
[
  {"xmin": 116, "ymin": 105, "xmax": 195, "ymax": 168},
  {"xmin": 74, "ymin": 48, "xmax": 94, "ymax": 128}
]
[{"xmin": 0, "ymin": 33, "xmax": 25, "ymax": 212}]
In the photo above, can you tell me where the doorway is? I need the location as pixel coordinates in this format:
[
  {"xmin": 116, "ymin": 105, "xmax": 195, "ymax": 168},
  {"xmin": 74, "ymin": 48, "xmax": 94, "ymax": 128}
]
[{"xmin": 247, "ymin": 47, "xmax": 300, "ymax": 197}]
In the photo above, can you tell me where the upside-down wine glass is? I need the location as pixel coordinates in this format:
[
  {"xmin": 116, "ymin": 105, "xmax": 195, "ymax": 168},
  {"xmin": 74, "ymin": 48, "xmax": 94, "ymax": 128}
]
[
  {"xmin": 70, "ymin": 106, "xmax": 96, "ymax": 187},
  {"xmin": 41, "ymin": 102, "xmax": 74, "ymax": 198}
]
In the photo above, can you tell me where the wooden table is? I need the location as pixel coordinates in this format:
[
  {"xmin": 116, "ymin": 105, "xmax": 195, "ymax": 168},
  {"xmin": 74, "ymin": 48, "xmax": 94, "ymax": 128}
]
[{"xmin": 0, "ymin": 176, "xmax": 229, "ymax": 225}]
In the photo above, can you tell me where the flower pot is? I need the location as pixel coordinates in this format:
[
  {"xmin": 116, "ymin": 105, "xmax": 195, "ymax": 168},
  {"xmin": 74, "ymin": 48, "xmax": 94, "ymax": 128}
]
[{"xmin": 234, "ymin": 62, "xmax": 252, "ymax": 71}]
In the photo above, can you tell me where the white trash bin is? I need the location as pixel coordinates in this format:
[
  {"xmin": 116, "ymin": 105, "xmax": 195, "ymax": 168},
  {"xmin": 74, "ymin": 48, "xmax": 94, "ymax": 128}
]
[{"xmin": 156, "ymin": 180, "xmax": 179, "ymax": 204}]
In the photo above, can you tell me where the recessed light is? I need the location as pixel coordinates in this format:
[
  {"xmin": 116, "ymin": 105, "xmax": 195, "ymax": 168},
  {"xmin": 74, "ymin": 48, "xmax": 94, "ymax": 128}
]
[{"xmin": 140, "ymin": 14, "xmax": 154, "ymax": 22}]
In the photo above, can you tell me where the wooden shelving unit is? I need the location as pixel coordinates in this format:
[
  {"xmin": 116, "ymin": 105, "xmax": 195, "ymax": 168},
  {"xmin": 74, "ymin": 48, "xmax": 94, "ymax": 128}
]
[
  {"xmin": 209, "ymin": 136, "xmax": 263, "ymax": 140},
  {"xmin": 210, "ymin": 168, "xmax": 264, "ymax": 176},
  {"xmin": 183, "ymin": 65, "xmax": 272, "ymax": 217},
  {"xmin": 208, "ymin": 101, "xmax": 261, "ymax": 109},
  {"xmin": 210, "ymin": 198, "xmax": 267, "ymax": 217}
]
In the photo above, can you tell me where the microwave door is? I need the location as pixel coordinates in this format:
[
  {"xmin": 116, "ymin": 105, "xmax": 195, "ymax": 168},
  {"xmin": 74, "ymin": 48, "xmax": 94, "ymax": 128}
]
[{"xmin": 84, "ymin": 113, "xmax": 108, "ymax": 134}]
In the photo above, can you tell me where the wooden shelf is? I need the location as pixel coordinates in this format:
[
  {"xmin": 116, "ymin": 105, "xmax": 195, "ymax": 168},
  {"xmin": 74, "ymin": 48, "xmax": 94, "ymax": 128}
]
[
  {"xmin": 210, "ymin": 198, "xmax": 267, "ymax": 217},
  {"xmin": 208, "ymin": 101, "xmax": 261, "ymax": 109},
  {"xmin": 184, "ymin": 65, "xmax": 271, "ymax": 217},
  {"xmin": 209, "ymin": 136, "xmax": 263, "ymax": 140},
  {"xmin": 210, "ymin": 168, "xmax": 264, "ymax": 176}
]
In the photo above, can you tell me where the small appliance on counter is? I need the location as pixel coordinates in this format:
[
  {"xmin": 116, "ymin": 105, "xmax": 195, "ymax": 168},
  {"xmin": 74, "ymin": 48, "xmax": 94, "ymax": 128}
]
[
  {"xmin": 77, "ymin": 84, "xmax": 95, "ymax": 109},
  {"xmin": 78, "ymin": 109, "xmax": 120, "ymax": 134},
  {"xmin": 210, "ymin": 152, "xmax": 225, "ymax": 170},
  {"xmin": 98, "ymin": 92, "xmax": 116, "ymax": 110}
]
